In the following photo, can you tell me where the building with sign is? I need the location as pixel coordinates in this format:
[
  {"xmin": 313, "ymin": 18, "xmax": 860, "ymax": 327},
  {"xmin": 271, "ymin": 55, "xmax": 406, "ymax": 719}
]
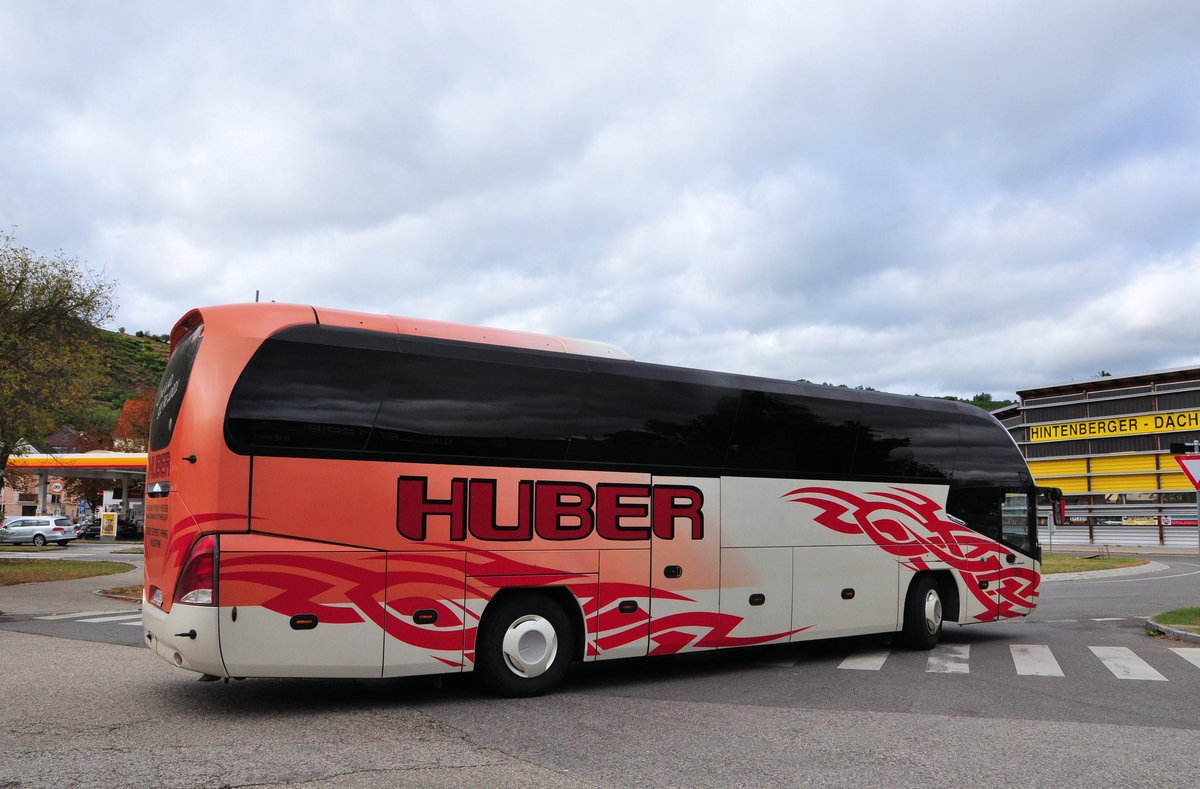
[{"xmin": 998, "ymin": 366, "xmax": 1200, "ymax": 547}]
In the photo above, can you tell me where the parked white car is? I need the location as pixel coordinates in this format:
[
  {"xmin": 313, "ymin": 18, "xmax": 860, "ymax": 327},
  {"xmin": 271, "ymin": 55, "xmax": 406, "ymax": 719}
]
[{"xmin": 0, "ymin": 516, "xmax": 79, "ymax": 546}]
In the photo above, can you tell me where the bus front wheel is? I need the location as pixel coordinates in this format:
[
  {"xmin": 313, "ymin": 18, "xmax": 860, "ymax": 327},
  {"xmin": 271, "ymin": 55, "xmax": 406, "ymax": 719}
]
[
  {"xmin": 901, "ymin": 574, "xmax": 943, "ymax": 650},
  {"xmin": 476, "ymin": 592, "xmax": 573, "ymax": 697}
]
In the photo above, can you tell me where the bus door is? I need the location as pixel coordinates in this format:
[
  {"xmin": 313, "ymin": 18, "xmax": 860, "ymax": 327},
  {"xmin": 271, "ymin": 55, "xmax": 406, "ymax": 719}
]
[
  {"xmin": 960, "ymin": 556, "xmax": 1000, "ymax": 623},
  {"xmin": 217, "ymin": 535, "xmax": 387, "ymax": 678},
  {"xmin": 998, "ymin": 490, "xmax": 1039, "ymax": 617},
  {"xmin": 647, "ymin": 477, "xmax": 720, "ymax": 655}
]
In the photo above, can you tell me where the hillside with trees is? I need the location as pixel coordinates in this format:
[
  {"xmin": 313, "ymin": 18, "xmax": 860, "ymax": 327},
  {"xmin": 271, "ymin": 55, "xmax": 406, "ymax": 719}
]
[{"xmin": 88, "ymin": 330, "xmax": 169, "ymax": 435}]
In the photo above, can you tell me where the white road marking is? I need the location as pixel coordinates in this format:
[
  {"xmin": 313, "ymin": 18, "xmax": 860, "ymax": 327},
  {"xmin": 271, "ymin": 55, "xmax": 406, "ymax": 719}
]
[
  {"xmin": 838, "ymin": 649, "xmax": 890, "ymax": 671},
  {"xmin": 1169, "ymin": 647, "xmax": 1200, "ymax": 670},
  {"xmin": 926, "ymin": 644, "xmax": 970, "ymax": 674},
  {"xmin": 1010, "ymin": 644, "xmax": 1064, "ymax": 677},
  {"xmin": 34, "ymin": 610, "xmax": 135, "ymax": 620},
  {"xmin": 1089, "ymin": 646, "xmax": 1167, "ymax": 681},
  {"xmin": 78, "ymin": 613, "xmax": 142, "ymax": 624}
]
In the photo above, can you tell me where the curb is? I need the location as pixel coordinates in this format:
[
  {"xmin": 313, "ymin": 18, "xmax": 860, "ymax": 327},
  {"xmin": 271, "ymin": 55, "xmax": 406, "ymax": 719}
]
[
  {"xmin": 1146, "ymin": 618, "xmax": 1200, "ymax": 645},
  {"xmin": 94, "ymin": 590, "xmax": 141, "ymax": 603}
]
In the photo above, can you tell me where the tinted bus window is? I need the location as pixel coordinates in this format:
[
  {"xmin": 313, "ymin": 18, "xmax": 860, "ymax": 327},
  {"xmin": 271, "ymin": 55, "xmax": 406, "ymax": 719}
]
[
  {"xmin": 561, "ymin": 365, "xmax": 737, "ymax": 469},
  {"xmin": 226, "ymin": 325, "xmax": 397, "ymax": 455},
  {"xmin": 954, "ymin": 410, "xmax": 1031, "ymax": 488},
  {"xmin": 726, "ymin": 389, "xmax": 861, "ymax": 477},
  {"xmin": 369, "ymin": 342, "xmax": 586, "ymax": 463},
  {"xmin": 150, "ymin": 324, "xmax": 204, "ymax": 452},
  {"xmin": 853, "ymin": 399, "xmax": 958, "ymax": 480},
  {"xmin": 222, "ymin": 324, "xmax": 1025, "ymax": 491},
  {"xmin": 370, "ymin": 342, "xmax": 737, "ymax": 470}
]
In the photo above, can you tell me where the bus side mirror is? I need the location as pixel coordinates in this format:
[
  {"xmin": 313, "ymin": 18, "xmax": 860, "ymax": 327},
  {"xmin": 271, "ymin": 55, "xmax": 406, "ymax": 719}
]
[{"xmin": 1037, "ymin": 486, "xmax": 1066, "ymax": 527}]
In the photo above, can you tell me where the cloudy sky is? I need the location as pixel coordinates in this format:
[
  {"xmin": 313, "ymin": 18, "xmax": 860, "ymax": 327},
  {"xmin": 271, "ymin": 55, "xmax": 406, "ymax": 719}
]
[{"xmin": 3, "ymin": 2, "xmax": 1199, "ymax": 399}]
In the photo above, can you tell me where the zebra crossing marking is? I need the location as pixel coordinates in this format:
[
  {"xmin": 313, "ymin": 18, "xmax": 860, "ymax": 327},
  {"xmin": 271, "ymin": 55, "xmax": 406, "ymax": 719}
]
[
  {"xmin": 34, "ymin": 609, "xmax": 135, "ymax": 621},
  {"xmin": 837, "ymin": 648, "xmax": 889, "ymax": 671},
  {"xmin": 832, "ymin": 643, "xmax": 1185, "ymax": 681},
  {"xmin": 1010, "ymin": 644, "xmax": 1064, "ymax": 677},
  {"xmin": 926, "ymin": 644, "xmax": 970, "ymax": 674},
  {"xmin": 78, "ymin": 613, "xmax": 142, "ymax": 624},
  {"xmin": 1169, "ymin": 647, "xmax": 1200, "ymax": 670},
  {"xmin": 1088, "ymin": 646, "xmax": 1167, "ymax": 681}
]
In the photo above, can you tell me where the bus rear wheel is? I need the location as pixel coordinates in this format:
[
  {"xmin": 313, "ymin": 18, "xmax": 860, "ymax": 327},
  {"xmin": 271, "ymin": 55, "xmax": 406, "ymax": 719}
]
[
  {"xmin": 477, "ymin": 592, "xmax": 572, "ymax": 697},
  {"xmin": 900, "ymin": 575, "xmax": 943, "ymax": 650}
]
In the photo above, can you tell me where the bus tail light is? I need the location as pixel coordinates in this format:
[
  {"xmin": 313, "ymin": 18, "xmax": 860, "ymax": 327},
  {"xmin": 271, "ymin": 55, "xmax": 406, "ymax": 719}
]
[{"xmin": 174, "ymin": 535, "xmax": 217, "ymax": 606}]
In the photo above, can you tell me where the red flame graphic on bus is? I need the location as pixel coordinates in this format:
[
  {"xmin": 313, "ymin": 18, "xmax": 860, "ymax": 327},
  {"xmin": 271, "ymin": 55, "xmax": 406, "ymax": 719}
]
[
  {"xmin": 782, "ymin": 486, "xmax": 1038, "ymax": 621},
  {"xmin": 217, "ymin": 543, "xmax": 797, "ymax": 669}
]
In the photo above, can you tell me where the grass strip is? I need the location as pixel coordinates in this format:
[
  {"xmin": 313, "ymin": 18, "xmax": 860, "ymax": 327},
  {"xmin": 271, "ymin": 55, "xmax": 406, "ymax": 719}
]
[
  {"xmin": 1154, "ymin": 607, "xmax": 1200, "ymax": 630},
  {"xmin": 1041, "ymin": 554, "xmax": 1147, "ymax": 574},
  {"xmin": 98, "ymin": 584, "xmax": 143, "ymax": 600},
  {"xmin": 0, "ymin": 558, "xmax": 134, "ymax": 586}
]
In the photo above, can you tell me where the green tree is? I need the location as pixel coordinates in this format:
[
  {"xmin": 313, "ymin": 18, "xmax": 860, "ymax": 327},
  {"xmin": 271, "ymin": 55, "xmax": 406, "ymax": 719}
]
[{"xmin": 0, "ymin": 229, "xmax": 116, "ymax": 493}]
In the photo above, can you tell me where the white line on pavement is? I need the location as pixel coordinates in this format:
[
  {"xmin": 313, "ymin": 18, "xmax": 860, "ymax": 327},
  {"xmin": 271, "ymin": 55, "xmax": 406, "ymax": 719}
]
[
  {"xmin": 1010, "ymin": 644, "xmax": 1065, "ymax": 676},
  {"xmin": 926, "ymin": 644, "xmax": 970, "ymax": 674},
  {"xmin": 838, "ymin": 649, "xmax": 890, "ymax": 671},
  {"xmin": 33, "ymin": 610, "xmax": 135, "ymax": 620},
  {"xmin": 1169, "ymin": 647, "xmax": 1200, "ymax": 670},
  {"xmin": 1089, "ymin": 646, "xmax": 1167, "ymax": 681}
]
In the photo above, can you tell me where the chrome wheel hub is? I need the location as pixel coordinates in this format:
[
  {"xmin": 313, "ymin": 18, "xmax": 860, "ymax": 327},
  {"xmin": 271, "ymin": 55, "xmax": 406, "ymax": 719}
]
[
  {"xmin": 501, "ymin": 614, "xmax": 559, "ymax": 678},
  {"xmin": 923, "ymin": 589, "xmax": 943, "ymax": 635}
]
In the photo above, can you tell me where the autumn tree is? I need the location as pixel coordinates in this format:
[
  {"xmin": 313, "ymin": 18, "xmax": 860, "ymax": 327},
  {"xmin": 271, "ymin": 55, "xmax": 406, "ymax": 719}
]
[
  {"xmin": 112, "ymin": 389, "xmax": 155, "ymax": 451},
  {"xmin": 0, "ymin": 228, "xmax": 117, "ymax": 492}
]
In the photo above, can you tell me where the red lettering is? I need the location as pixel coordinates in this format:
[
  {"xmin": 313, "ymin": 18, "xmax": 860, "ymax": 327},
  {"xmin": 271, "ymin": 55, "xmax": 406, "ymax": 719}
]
[
  {"xmin": 652, "ymin": 486, "xmax": 704, "ymax": 539},
  {"xmin": 396, "ymin": 477, "xmax": 467, "ymax": 541},
  {"xmin": 468, "ymin": 479, "xmax": 533, "ymax": 540},
  {"xmin": 148, "ymin": 451, "xmax": 171, "ymax": 481},
  {"xmin": 595, "ymin": 484, "xmax": 651, "ymax": 540},
  {"xmin": 535, "ymin": 482, "xmax": 595, "ymax": 540},
  {"xmin": 396, "ymin": 476, "xmax": 705, "ymax": 542}
]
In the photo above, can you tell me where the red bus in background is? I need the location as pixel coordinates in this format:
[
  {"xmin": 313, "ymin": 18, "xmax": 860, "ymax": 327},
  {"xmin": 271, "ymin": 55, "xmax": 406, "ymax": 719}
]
[{"xmin": 143, "ymin": 303, "xmax": 1060, "ymax": 696}]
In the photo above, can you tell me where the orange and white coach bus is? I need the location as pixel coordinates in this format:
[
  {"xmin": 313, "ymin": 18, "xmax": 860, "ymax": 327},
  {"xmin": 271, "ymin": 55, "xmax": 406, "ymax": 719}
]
[{"xmin": 143, "ymin": 303, "xmax": 1062, "ymax": 695}]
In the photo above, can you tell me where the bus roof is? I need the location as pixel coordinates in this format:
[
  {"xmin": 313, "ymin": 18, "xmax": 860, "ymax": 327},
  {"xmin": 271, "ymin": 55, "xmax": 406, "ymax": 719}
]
[{"xmin": 171, "ymin": 303, "xmax": 635, "ymax": 361}]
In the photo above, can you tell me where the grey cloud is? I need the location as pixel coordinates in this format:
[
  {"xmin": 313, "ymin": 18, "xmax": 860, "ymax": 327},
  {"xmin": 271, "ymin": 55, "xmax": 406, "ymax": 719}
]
[{"xmin": 2, "ymin": 1, "xmax": 1200, "ymax": 399}]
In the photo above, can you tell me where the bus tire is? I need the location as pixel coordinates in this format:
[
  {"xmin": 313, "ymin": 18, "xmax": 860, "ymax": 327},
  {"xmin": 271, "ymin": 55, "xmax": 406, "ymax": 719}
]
[
  {"xmin": 477, "ymin": 592, "xmax": 572, "ymax": 697},
  {"xmin": 900, "ymin": 574, "xmax": 943, "ymax": 650}
]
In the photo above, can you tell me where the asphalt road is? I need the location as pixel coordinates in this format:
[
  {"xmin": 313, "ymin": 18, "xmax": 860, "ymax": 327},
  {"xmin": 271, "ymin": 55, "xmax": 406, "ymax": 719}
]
[{"xmin": 1, "ymin": 554, "xmax": 1198, "ymax": 788}]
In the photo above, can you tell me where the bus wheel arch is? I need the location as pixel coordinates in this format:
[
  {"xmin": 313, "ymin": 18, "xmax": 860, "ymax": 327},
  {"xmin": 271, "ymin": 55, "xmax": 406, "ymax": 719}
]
[
  {"xmin": 475, "ymin": 588, "xmax": 580, "ymax": 697},
  {"xmin": 900, "ymin": 571, "xmax": 956, "ymax": 650}
]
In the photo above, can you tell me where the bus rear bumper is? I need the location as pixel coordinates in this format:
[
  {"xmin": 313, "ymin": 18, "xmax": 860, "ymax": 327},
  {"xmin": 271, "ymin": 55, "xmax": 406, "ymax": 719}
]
[{"xmin": 143, "ymin": 600, "xmax": 225, "ymax": 677}]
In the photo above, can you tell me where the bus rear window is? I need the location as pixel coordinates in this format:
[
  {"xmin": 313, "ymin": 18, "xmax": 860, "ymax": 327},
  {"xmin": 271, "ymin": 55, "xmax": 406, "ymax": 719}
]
[{"xmin": 149, "ymin": 323, "xmax": 203, "ymax": 452}]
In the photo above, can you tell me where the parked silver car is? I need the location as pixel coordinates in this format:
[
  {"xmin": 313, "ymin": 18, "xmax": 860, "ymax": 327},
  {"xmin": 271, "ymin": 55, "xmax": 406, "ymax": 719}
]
[{"xmin": 0, "ymin": 516, "xmax": 79, "ymax": 546}]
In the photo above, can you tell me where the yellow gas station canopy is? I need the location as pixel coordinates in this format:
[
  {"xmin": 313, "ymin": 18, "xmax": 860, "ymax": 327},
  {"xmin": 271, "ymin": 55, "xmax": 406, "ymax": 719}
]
[{"xmin": 7, "ymin": 451, "xmax": 147, "ymax": 479}]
